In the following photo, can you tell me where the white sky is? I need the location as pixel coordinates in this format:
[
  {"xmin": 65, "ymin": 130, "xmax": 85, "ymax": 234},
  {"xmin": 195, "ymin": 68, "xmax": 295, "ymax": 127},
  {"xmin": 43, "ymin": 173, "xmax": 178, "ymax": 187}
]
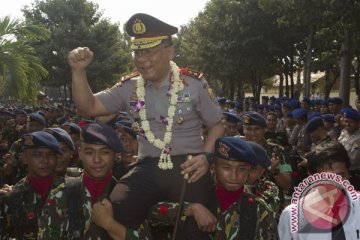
[{"xmin": 0, "ymin": 0, "xmax": 209, "ymax": 29}]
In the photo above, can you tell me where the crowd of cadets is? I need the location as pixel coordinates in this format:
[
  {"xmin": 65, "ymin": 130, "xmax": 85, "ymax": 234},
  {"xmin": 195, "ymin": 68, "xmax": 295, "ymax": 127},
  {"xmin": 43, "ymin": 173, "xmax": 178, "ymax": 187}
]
[{"xmin": 0, "ymin": 93, "xmax": 358, "ymax": 239}]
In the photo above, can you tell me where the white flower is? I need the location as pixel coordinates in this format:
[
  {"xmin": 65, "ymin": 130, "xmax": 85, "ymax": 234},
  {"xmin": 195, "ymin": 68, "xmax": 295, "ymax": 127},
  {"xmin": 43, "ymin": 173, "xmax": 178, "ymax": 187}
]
[{"xmin": 136, "ymin": 61, "xmax": 183, "ymax": 170}]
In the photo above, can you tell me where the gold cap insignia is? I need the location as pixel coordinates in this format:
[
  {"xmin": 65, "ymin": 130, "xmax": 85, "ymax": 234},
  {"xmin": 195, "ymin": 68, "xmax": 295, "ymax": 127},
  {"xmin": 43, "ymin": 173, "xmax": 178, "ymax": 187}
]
[
  {"xmin": 243, "ymin": 115, "xmax": 250, "ymax": 124},
  {"xmin": 218, "ymin": 142, "xmax": 230, "ymax": 158},
  {"xmin": 132, "ymin": 19, "xmax": 146, "ymax": 35},
  {"xmin": 24, "ymin": 135, "xmax": 34, "ymax": 146}
]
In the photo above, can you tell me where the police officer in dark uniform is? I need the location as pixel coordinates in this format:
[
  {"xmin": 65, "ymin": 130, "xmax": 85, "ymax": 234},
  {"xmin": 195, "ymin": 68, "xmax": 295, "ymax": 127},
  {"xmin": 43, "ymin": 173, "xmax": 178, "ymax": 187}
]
[{"xmin": 68, "ymin": 13, "xmax": 224, "ymax": 240}]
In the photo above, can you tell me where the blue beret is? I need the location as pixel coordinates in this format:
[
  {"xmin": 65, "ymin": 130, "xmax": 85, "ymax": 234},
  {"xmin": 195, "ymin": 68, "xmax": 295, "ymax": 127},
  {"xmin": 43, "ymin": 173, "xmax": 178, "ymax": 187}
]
[
  {"xmin": 328, "ymin": 97, "xmax": 343, "ymax": 105},
  {"xmin": 27, "ymin": 112, "xmax": 46, "ymax": 126},
  {"xmin": 242, "ymin": 111, "xmax": 267, "ymax": 128},
  {"xmin": 292, "ymin": 108, "xmax": 307, "ymax": 119},
  {"xmin": 81, "ymin": 123, "xmax": 123, "ymax": 153},
  {"xmin": 61, "ymin": 122, "xmax": 81, "ymax": 135},
  {"xmin": 223, "ymin": 112, "xmax": 241, "ymax": 123},
  {"xmin": 321, "ymin": 114, "xmax": 335, "ymax": 123},
  {"xmin": 341, "ymin": 108, "xmax": 360, "ymax": 121},
  {"xmin": 115, "ymin": 120, "xmax": 137, "ymax": 139},
  {"xmin": 305, "ymin": 116, "xmax": 324, "ymax": 132},
  {"xmin": 22, "ymin": 131, "xmax": 62, "ymax": 155},
  {"xmin": 45, "ymin": 128, "xmax": 75, "ymax": 151},
  {"xmin": 274, "ymin": 105, "xmax": 282, "ymax": 111},
  {"xmin": 247, "ymin": 141, "xmax": 271, "ymax": 168},
  {"xmin": 214, "ymin": 137, "xmax": 257, "ymax": 165}
]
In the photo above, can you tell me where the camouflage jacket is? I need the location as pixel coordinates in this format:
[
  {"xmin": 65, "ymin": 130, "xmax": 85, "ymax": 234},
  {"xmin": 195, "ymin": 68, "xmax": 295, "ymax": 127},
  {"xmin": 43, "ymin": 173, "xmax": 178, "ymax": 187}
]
[
  {"xmin": 0, "ymin": 176, "xmax": 62, "ymax": 240},
  {"xmin": 5, "ymin": 138, "xmax": 28, "ymax": 185},
  {"xmin": 38, "ymin": 174, "xmax": 117, "ymax": 240},
  {"xmin": 310, "ymin": 136, "xmax": 336, "ymax": 154},
  {"xmin": 129, "ymin": 192, "xmax": 262, "ymax": 240},
  {"xmin": 245, "ymin": 175, "xmax": 280, "ymax": 240}
]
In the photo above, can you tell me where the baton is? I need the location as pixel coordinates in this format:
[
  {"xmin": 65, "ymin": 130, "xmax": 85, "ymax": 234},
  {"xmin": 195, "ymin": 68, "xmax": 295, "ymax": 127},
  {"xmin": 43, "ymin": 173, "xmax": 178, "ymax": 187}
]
[{"xmin": 171, "ymin": 155, "xmax": 193, "ymax": 240}]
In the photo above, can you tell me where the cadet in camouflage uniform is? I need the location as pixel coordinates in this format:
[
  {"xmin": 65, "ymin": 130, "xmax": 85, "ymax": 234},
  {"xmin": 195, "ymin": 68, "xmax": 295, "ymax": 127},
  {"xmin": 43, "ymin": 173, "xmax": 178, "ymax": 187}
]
[
  {"xmin": 0, "ymin": 131, "xmax": 62, "ymax": 239},
  {"xmin": 38, "ymin": 122, "xmax": 123, "ymax": 239},
  {"xmin": 2, "ymin": 112, "xmax": 46, "ymax": 185},
  {"xmin": 304, "ymin": 116, "xmax": 336, "ymax": 154},
  {"xmin": 93, "ymin": 137, "xmax": 276, "ymax": 240},
  {"xmin": 338, "ymin": 108, "xmax": 360, "ymax": 190}
]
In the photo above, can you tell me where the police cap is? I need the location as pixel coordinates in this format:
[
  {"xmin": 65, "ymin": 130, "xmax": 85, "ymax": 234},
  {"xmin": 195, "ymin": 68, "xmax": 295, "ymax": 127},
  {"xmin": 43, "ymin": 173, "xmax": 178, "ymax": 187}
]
[
  {"xmin": 341, "ymin": 107, "xmax": 360, "ymax": 121},
  {"xmin": 125, "ymin": 13, "xmax": 178, "ymax": 50},
  {"xmin": 115, "ymin": 120, "xmax": 137, "ymax": 139}
]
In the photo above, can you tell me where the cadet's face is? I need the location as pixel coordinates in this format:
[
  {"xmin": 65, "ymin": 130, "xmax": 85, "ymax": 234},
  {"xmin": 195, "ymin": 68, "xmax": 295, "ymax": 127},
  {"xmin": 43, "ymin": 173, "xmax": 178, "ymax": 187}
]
[
  {"xmin": 214, "ymin": 158, "xmax": 250, "ymax": 192},
  {"xmin": 133, "ymin": 44, "xmax": 174, "ymax": 84},
  {"xmin": 22, "ymin": 147, "xmax": 58, "ymax": 178},
  {"xmin": 247, "ymin": 165, "xmax": 265, "ymax": 185},
  {"xmin": 26, "ymin": 121, "xmax": 44, "ymax": 133},
  {"xmin": 225, "ymin": 121, "xmax": 239, "ymax": 136},
  {"xmin": 316, "ymin": 162, "xmax": 350, "ymax": 180},
  {"xmin": 343, "ymin": 118, "xmax": 359, "ymax": 135},
  {"xmin": 243, "ymin": 125, "xmax": 265, "ymax": 144},
  {"xmin": 266, "ymin": 114, "xmax": 277, "ymax": 130},
  {"xmin": 120, "ymin": 133, "xmax": 138, "ymax": 167},
  {"xmin": 15, "ymin": 114, "xmax": 27, "ymax": 125},
  {"xmin": 55, "ymin": 142, "xmax": 73, "ymax": 175},
  {"xmin": 320, "ymin": 105, "xmax": 329, "ymax": 114},
  {"xmin": 80, "ymin": 143, "xmax": 116, "ymax": 179}
]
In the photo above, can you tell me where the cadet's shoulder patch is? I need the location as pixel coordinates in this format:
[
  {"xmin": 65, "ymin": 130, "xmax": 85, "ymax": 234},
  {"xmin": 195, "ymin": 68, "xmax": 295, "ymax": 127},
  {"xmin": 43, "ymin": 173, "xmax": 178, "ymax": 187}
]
[
  {"xmin": 179, "ymin": 67, "xmax": 204, "ymax": 80},
  {"xmin": 112, "ymin": 72, "xmax": 140, "ymax": 89}
]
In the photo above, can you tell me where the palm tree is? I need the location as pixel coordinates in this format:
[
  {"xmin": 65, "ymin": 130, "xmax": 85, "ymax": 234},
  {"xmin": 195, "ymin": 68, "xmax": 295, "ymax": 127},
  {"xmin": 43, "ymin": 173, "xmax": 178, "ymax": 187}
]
[{"xmin": 0, "ymin": 16, "xmax": 49, "ymax": 105}]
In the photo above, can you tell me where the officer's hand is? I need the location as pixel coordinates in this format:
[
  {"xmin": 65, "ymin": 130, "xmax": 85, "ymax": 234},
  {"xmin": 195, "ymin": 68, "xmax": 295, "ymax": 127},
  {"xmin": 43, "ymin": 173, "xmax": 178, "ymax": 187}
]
[
  {"xmin": 91, "ymin": 199, "xmax": 114, "ymax": 229},
  {"xmin": 270, "ymin": 153, "xmax": 280, "ymax": 173},
  {"xmin": 68, "ymin": 47, "xmax": 94, "ymax": 70},
  {"xmin": 185, "ymin": 203, "xmax": 217, "ymax": 233},
  {"xmin": 181, "ymin": 154, "xmax": 209, "ymax": 183}
]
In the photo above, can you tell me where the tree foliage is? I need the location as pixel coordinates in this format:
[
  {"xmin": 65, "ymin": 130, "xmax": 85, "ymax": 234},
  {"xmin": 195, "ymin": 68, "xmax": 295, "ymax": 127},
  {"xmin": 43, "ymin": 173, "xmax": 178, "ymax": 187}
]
[
  {"xmin": 0, "ymin": 16, "xmax": 49, "ymax": 104},
  {"xmin": 22, "ymin": 0, "xmax": 133, "ymax": 98}
]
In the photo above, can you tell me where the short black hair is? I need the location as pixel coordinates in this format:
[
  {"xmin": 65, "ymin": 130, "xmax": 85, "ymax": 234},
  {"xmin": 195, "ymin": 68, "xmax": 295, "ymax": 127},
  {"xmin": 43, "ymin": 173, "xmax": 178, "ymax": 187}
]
[{"xmin": 307, "ymin": 143, "xmax": 350, "ymax": 175}]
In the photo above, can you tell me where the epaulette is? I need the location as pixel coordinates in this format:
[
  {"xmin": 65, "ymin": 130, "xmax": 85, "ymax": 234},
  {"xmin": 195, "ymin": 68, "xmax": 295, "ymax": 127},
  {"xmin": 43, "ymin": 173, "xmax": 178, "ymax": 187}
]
[
  {"xmin": 179, "ymin": 68, "xmax": 205, "ymax": 80},
  {"xmin": 112, "ymin": 72, "xmax": 139, "ymax": 89}
]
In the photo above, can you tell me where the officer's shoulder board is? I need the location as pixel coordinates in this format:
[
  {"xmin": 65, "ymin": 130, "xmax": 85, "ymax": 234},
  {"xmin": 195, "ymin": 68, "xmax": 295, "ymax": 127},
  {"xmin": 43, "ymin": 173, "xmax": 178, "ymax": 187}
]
[
  {"xmin": 112, "ymin": 72, "xmax": 140, "ymax": 89},
  {"xmin": 179, "ymin": 68, "xmax": 205, "ymax": 80}
]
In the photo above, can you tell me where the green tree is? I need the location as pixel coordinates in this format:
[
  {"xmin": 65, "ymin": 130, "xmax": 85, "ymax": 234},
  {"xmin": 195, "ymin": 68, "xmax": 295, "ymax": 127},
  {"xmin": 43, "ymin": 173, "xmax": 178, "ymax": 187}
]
[
  {"xmin": 0, "ymin": 16, "xmax": 48, "ymax": 104},
  {"xmin": 22, "ymin": 0, "xmax": 133, "ymax": 100}
]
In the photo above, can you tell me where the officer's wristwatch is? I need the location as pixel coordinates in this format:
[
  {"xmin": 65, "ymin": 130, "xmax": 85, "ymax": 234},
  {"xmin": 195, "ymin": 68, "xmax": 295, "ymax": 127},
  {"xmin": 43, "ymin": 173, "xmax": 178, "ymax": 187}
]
[{"xmin": 201, "ymin": 152, "xmax": 215, "ymax": 164}]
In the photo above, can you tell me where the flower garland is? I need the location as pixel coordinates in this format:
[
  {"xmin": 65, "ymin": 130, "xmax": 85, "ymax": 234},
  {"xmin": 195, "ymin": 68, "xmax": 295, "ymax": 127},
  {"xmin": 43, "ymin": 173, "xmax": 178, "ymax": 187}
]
[{"xmin": 136, "ymin": 61, "xmax": 184, "ymax": 170}]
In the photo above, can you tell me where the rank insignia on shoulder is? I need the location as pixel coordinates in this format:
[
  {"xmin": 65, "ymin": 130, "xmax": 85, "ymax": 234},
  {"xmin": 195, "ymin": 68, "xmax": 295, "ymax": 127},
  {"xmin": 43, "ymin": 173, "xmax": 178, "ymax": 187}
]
[
  {"xmin": 113, "ymin": 72, "xmax": 140, "ymax": 89},
  {"xmin": 179, "ymin": 67, "xmax": 204, "ymax": 80}
]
